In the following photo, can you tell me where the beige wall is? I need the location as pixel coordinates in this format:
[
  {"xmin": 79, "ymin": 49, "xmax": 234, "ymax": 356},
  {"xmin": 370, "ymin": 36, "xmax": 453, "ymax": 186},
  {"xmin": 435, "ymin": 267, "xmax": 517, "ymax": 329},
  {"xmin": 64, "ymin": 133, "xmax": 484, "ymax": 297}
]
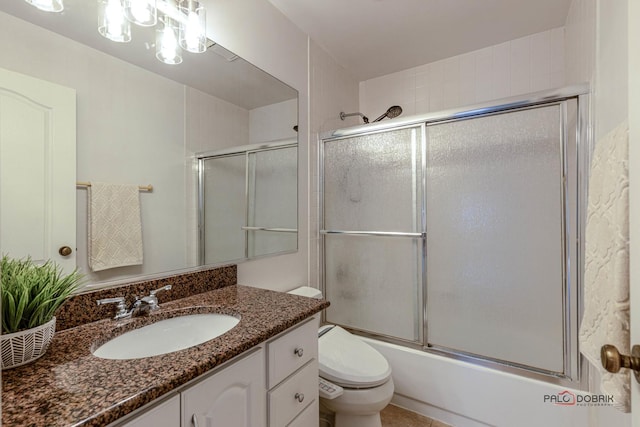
[
  {"xmin": 566, "ymin": 0, "xmax": 630, "ymax": 425},
  {"xmin": 202, "ymin": 0, "xmax": 311, "ymax": 290}
]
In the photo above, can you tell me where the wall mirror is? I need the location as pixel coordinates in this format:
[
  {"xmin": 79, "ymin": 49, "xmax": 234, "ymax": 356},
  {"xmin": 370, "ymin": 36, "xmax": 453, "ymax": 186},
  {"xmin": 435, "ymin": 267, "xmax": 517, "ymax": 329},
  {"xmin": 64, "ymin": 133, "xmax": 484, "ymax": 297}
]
[{"xmin": 0, "ymin": 1, "xmax": 298, "ymax": 289}]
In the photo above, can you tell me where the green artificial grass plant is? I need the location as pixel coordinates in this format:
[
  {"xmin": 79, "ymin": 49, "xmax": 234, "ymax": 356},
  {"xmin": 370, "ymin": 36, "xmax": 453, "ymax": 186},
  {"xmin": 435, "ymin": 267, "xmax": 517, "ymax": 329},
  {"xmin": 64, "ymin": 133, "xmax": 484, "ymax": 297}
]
[{"xmin": 1, "ymin": 255, "xmax": 83, "ymax": 334}]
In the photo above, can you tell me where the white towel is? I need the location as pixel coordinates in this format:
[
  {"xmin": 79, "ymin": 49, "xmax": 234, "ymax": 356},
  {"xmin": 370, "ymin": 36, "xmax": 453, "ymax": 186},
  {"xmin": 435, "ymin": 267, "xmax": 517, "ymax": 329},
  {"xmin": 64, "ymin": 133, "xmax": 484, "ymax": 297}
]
[
  {"xmin": 579, "ymin": 120, "xmax": 630, "ymax": 412},
  {"xmin": 88, "ymin": 182, "xmax": 143, "ymax": 272}
]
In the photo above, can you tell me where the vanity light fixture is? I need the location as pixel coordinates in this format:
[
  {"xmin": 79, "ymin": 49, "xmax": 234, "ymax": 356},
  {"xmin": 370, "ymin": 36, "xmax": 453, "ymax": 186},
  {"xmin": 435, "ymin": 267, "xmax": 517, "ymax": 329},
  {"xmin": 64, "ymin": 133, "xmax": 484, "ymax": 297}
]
[
  {"xmin": 23, "ymin": 0, "xmax": 64, "ymax": 13},
  {"xmin": 156, "ymin": 15, "xmax": 182, "ymax": 65},
  {"xmin": 124, "ymin": 0, "xmax": 157, "ymax": 27},
  {"xmin": 97, "ymin": 0, "xmax": 207, "ymax": 64},
  {"xmin": 98, "ymin": 0, "xmax": 132, "ymax": 43},
  {"xmin": 178, "ymin": 0, "xmax": 206, "ymax": 53}
]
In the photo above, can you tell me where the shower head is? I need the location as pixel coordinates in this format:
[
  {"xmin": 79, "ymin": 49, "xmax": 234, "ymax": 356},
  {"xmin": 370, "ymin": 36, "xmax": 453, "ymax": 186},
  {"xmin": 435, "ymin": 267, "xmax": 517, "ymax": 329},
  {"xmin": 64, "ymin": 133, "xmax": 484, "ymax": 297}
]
[
  {"xmin": 340, "ymin": 111, "xmax": 369, "ymax": 124},
  {"xmin": 373, "ymin": 105, "xmax": 403, "ymax": 122}
]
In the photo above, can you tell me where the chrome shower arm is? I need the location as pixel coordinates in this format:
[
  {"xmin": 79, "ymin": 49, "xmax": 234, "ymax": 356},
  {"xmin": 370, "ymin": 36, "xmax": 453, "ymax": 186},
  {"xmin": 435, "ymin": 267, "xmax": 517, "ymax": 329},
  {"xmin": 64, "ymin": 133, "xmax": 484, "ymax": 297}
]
[{"xmin": 340, "ymin": 111, "xmax": 369, "ymax": 124}]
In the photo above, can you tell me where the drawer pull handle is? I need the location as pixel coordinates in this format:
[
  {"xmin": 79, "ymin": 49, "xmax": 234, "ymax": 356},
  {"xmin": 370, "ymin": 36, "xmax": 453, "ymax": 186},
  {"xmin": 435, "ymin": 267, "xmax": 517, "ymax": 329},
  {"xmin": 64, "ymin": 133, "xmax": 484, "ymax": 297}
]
[
  {"xmin": 295, "ymin": 392, "xmax": 305, "ymax": 403},
  {"xmin": 294, "ymin": 347, "xmax": 304, "ymax": 357},
  {"xmin": 192, "ymin": 414, "xmax": 200, "ymax": 427}
]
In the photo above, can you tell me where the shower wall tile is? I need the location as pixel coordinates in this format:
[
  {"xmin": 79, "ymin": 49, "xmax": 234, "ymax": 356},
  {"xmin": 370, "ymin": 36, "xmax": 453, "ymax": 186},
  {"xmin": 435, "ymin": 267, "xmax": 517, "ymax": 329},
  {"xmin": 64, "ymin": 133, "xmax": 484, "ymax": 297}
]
[
  {"xmin": 309, "ymin": 39, "xmax": 359, "ymax": 288},
  {"xmin": 474, "ymin": 47, "xmax": 494, "ymax": 101},
  {"xmin": 565, "ymin": 0, "xmax": 595, "ymax": 86},
  {"xmin": 491, "ymin": 42, "xmax": 512, "ymax": 99},
  {"xmin": 360, "ymin": 28, "xmax": 565, "ymax": 117}
]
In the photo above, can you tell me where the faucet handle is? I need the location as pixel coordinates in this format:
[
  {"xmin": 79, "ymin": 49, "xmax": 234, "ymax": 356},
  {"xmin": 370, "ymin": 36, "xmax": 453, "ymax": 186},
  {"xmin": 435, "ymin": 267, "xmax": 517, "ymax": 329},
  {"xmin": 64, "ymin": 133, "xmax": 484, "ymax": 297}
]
[
  {"xmin": 96, "ymin": 296, "xmax": 126, "ymax": 307},
  {"xmin": 150, "ymin": 285, "xmax": 172, "ymax": 297},
  {"xmin": 140, "ymin": 285, "xmax": 172, "ymax": 311},
  {"xmin": 96, "ymin": 297, "xmax": 129, "ymax": 320}
]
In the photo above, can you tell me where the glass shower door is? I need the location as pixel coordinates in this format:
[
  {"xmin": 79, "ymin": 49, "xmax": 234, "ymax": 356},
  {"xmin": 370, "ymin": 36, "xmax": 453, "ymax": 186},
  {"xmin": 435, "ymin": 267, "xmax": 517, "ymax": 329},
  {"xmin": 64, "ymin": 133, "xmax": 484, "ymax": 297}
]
[
  {"xmin": 246, "ymin": 145, "xmax": 297, "ymax": 258},
  {"xmin": 322, "ymin": 126, "xmax": 424, "ymax": 343},
  {"xmin": 425, "ymin": 104, "xmax": 570, "ymax": 374},
  {"xmin": 201, "ymin": 154, "xmax": 246, "ymax": 264}
]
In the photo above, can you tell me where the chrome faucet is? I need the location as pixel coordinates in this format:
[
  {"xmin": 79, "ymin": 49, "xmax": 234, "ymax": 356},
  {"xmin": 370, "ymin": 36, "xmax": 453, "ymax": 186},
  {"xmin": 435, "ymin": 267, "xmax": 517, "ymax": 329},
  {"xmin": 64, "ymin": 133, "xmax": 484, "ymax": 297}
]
[{"xmin": 96, "ymin": 285, "xmax": 172, "ymax": 320}]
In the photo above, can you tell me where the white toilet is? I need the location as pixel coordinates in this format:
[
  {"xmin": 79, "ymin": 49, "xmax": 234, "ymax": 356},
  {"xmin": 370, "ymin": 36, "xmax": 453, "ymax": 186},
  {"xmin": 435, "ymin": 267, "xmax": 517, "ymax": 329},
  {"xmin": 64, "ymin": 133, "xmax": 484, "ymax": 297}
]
[{"xmin": 288, "ymin": 287, "xmax": 394, "ymax": 427}]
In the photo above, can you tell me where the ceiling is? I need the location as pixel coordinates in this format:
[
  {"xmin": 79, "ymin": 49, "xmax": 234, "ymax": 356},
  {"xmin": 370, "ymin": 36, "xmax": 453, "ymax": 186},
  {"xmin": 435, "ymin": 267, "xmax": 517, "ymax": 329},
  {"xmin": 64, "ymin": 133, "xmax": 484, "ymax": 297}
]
[{"xmin": 268, "ymin": 0, "xmax": 573, "ymax": 81}]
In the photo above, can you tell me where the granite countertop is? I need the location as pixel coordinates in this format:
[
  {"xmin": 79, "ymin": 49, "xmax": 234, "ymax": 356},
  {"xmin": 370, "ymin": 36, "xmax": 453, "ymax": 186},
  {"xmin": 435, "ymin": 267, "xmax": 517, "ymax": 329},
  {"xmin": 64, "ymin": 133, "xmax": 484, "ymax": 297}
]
[{"xmin": 1, "ymin": 285, "xmax": 329, "ymax": 427}]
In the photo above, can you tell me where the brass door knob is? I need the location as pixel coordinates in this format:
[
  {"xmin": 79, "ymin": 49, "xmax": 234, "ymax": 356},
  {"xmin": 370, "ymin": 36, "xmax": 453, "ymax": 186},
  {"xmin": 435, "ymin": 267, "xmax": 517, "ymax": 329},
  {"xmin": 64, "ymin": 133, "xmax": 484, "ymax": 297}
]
[
  {"xmin": 58, "ymin": 246, "xmax": 73, "ymax": 256},
  {"xmin": 600, "ymin": 344, "xmax": 640, "ymax": 383}
]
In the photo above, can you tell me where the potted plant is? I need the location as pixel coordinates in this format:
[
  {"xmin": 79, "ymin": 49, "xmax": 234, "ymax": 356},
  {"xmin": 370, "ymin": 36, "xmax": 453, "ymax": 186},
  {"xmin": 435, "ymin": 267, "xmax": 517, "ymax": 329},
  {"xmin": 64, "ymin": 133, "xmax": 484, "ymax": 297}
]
[{"xmin": 1, "ymin": 255, "xmax": 83, "ymax": 369}]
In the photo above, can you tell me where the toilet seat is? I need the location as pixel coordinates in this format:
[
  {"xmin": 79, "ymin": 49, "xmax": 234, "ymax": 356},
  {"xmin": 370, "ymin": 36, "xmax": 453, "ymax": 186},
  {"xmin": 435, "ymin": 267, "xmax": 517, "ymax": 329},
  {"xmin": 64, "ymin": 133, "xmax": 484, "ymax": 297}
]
[{"xmin": 319, "ymin": 325, "xmax": 391, "ymax": 388}]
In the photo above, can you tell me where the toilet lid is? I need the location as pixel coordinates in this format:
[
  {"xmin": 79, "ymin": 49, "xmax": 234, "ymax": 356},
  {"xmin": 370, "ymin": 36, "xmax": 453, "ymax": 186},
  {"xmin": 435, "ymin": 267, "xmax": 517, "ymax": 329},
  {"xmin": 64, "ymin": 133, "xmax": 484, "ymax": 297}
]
[{"xmin": 318, "ymin": 325, "xmax": 391, "ymax": 388}]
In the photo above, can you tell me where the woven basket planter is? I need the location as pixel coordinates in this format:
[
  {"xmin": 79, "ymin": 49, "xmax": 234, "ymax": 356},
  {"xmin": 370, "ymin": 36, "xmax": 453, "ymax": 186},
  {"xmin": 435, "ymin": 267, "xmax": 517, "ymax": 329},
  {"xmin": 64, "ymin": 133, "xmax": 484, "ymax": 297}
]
[{"xmin": 1, "ymin": 317, "xmax": 56, "ymax": 370}]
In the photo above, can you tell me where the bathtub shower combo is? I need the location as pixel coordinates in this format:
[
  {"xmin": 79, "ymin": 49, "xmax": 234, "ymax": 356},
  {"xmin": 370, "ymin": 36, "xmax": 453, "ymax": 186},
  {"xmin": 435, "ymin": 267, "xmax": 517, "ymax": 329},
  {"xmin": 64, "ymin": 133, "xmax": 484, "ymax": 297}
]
[{"xmin": 320, "ymin": 85, "xmax": 590, "ymax": 386}]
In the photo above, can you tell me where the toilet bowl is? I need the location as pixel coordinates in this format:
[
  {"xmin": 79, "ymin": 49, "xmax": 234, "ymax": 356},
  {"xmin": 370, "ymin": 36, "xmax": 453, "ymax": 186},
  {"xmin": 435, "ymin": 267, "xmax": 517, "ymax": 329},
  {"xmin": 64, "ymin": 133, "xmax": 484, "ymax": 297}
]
[{"xmin": 287, "ymin": 287, "xmax": 394, "ymax": 427}]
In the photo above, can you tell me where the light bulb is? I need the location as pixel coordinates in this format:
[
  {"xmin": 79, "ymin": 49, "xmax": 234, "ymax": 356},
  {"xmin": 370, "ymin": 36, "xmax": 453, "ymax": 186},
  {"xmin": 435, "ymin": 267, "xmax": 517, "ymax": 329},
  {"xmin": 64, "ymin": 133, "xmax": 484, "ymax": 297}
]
[
  {"xmin": 184, "ymin": 11, "xmax": 201, "ymax": 51},
  {"xmin": 156, "ymin": 19, "xmax": 182, "ymax": 65},
  {"xmin": 98, "ymin": 0, "xmax": 132, "ymax": 43},
  {"xmin": 178, "ymin": 0, "xmax": 206, "ymax": 53}
]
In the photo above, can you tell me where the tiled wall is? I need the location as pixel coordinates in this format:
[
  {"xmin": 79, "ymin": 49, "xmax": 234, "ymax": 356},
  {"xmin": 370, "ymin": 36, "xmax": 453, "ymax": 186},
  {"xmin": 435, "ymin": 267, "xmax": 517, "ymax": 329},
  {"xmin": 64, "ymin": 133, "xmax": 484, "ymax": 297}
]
[
  {"xmin": 360, "ymin": 28, "xmax": 565, "ymax": 119},
  {"xmin": 564, "ymin": 0, "xmax": 596, "ymax": 86},
  {"xmin": 308, "ymin": 39, "xmax": 360, "ymax": 288}
]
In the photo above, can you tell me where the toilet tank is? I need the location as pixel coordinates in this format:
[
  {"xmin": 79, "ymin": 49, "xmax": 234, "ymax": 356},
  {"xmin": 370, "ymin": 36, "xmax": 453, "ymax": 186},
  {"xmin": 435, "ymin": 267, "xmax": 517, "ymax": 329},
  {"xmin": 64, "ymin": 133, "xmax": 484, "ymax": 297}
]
[{"xmin": 287, "ymin": 286, "xmax": 322, "ymax": 299}]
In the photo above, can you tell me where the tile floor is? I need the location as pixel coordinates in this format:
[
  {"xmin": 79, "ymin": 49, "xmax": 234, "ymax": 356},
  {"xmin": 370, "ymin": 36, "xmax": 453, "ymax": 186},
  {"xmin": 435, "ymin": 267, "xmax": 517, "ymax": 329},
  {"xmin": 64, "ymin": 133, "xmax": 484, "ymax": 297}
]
[{"xmin": 380, "ymin": 404, "xmax": 453, "ymax": 427}]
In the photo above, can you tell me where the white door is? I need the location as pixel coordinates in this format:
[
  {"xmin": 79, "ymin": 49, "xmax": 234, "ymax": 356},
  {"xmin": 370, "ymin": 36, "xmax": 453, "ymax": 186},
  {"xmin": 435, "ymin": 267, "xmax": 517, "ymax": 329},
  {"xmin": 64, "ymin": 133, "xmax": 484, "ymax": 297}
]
[
  {"xmin": 0, "ymin": 67, "xmax": 76, "ymax": 272},
  {"xmin": 629, "ymin": 0, "xmax": 640, "ymax": 422}
]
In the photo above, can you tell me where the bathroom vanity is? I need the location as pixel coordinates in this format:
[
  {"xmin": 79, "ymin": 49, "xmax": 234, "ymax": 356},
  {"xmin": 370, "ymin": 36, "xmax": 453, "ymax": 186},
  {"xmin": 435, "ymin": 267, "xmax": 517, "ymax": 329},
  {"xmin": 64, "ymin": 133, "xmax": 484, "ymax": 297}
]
[
  {"xmin": 1, "ymin": 283, "xmax": 328, "ymax": 427},
  {"xmin": 116, "ymin": 315, "xmax": 319, "ymax": 427}
]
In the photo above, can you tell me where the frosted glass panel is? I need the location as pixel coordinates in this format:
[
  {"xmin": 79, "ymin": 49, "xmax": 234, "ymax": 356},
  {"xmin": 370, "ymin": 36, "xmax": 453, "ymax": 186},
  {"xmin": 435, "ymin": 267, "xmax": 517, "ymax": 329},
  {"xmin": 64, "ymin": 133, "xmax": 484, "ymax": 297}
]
[
  {"xmin": 426, "ymin": 105, "xmax": 565, "ymax": 373},
  {"xmin": 325, "ymin": 235, "xmax": 423, "ymax": 342},
  {"xmin": 323, "ymin": 126, "xmax": 423, "ymax": 343},
  {"xmin": 203, "ymin": 155, "xmax": 246, "ymax": 264},
  {"xmin": 324, "ymin": 127, "xmax": 422, "ymax": 232},
  {"xmin": 247, "ymin": 146, "xmax": 297, "ymax": 257}
]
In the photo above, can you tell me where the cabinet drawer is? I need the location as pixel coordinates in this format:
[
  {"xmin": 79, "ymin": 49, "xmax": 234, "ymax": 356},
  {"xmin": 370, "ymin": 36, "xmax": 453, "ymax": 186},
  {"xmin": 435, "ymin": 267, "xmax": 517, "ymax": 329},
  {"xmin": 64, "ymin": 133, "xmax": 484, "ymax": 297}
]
[
  {"xmin": 288, "ymin": 400, "xmax": 319, "ymax": 427},
  {"xmin": 268, "ymin": 316, "xmax": 318, "ymax": 387},
  {"xmin": 268, "ymin": 360, "xmax": 318, "ymax": 427}
]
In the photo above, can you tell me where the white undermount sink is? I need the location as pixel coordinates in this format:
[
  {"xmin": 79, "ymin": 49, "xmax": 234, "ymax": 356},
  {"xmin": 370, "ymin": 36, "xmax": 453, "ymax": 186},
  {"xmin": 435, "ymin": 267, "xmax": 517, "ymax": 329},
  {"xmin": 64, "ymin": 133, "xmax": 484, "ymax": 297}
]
[{"xmin": 93, "ymin": 313, "xmax": 240, "ymax": 360}]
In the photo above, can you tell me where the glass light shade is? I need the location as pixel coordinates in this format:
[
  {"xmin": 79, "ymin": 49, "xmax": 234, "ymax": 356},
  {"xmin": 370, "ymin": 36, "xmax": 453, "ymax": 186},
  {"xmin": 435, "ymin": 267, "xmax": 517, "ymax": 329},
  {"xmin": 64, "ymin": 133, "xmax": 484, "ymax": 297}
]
[
  {"xmin": 178, "ymin": 0, "xmax": 206, "ymax": 53},
  {"xmin": 24, "ymin": 0, "xmax": 64, "ymax": 12},
  {"xmin": 124, "ymin": 0, "xmax": 157, "ymax": 27},
  {"xmin": 156, "ymin": 17, "xmax": 182, "ymax": 65},
  {"xmin": 98, "ymin": 0, "xmax": 132, "ymax": 43}
]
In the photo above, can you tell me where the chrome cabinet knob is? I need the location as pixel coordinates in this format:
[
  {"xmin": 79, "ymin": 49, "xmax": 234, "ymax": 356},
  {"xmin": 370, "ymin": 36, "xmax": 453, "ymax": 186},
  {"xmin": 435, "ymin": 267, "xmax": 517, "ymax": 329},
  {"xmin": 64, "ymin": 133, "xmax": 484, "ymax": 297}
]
[
  {"xmin": 294, "ymin": 347, "xmax": 304, "ymax": 357},
  {"xmin": 601, "ymin": 344, "xmax": 640, "ymax": 383},
  {"xmin": 294, "ymin": 392, "xmax": 304, "ymax": 403}
]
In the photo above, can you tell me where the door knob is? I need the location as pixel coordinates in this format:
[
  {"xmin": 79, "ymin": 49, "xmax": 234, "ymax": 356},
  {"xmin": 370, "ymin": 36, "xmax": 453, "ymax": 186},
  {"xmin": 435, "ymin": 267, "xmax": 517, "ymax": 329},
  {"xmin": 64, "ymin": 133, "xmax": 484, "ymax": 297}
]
[
  {"xmin": 58, "ymin": 246, "xmax": 73, "ymax": 256},
  {"xmin": 600, "ymin": 344, "xmax": 640, "ymax": 383}
]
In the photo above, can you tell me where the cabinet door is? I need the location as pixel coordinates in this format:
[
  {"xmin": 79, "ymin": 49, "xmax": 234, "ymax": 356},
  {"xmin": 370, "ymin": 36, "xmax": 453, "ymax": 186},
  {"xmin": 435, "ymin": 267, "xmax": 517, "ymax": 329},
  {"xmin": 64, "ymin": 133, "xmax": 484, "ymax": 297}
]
[
  {"xmin": 182, "ymin": 348, "xmax": 266, "ymax": 427},
  {"xmin": 119, "ymin": 394, "xmax": 180, "ymax": 427}
]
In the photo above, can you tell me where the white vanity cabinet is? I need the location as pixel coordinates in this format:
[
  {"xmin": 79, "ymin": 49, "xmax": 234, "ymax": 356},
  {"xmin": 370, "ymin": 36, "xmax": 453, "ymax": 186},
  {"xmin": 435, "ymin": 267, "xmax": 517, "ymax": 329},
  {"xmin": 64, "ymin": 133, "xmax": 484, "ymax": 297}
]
[
  {"xmin": 182, "ymin": 347, "xmax": 266, "ymax": 427},
  {"xmin": 111, "ymin": 315, "xmax": 319, "ymax": 427},
  {"xmin": 119, "ymin": 394, "xmax": 181, "ymax": 427}
]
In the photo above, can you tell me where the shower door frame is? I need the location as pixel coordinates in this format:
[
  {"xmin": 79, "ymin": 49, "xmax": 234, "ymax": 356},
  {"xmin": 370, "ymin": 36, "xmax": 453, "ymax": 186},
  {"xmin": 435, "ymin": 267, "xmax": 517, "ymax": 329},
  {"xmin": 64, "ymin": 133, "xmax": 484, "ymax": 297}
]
[
  {"xmin": 319, "ymin": 84, "xmax": 591, "ymax": 388},
  {"xmin": 197, "ymin": 139, "xmax": 298, "ymax": 266}
]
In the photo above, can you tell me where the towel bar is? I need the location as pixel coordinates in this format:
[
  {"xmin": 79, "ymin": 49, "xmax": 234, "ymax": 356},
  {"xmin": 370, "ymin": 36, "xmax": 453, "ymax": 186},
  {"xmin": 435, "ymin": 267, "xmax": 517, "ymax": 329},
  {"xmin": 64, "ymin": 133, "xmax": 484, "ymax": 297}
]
[{"xmin": 76, "ymin": 182, "xmax": 153, "ymax": 192}]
